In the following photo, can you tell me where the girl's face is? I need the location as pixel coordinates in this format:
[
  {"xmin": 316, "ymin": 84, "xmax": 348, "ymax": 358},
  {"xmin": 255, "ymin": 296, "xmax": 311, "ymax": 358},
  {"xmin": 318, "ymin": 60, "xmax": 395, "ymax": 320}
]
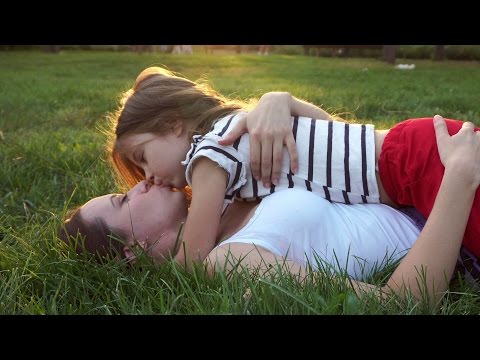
[
  {"xmin": 80, "ymin": 180, "xmax": 188, "ymax": 262},
  {"xmin": 118, "ymin": 128, "xmax": 191, "ymax": 189}
]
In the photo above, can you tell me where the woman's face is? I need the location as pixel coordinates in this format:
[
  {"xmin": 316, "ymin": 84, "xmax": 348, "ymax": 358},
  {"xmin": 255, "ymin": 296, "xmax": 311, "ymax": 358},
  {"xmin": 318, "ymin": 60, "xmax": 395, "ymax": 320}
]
[{"xmin": 80, "ymin": 180, "xmax": 188, "ymax": 262}]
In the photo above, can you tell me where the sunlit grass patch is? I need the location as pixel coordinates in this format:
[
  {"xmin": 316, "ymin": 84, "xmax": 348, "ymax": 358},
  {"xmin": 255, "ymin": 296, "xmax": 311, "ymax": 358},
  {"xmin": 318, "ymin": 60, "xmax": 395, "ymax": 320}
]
[{"xmin": 1, "ymin": 50, "xmax": 479, "ymax": 314}]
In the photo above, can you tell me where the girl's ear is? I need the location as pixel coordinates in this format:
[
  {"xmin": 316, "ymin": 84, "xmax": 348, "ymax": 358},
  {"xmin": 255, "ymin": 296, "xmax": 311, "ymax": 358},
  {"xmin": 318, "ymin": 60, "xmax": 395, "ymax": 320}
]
[
  {"xmin": 172, "ymin": 120, "xmax": 184, "ymax": 137},
  {"xmin": 123, "ymin": 246, "xmax": 137, "ymax": 263}
]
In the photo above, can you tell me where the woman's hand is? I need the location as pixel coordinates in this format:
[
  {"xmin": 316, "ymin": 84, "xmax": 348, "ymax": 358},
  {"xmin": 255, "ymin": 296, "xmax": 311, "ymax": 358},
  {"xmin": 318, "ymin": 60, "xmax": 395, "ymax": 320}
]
[
  {"xmin": 434, "ymin": 114, "xmax": 480, "ymax": 189},
  {"xmin": 383, "ymin": 115, "xmax": 480, "ymax": 306},
  {"xmin": 219, "ymin": 92, "xmax": 298, "ymax": 187}
]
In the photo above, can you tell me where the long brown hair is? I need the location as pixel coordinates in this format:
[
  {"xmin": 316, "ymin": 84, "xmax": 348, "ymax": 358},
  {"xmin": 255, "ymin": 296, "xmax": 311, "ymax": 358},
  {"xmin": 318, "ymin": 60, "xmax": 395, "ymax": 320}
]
[
  {"xmin": 58, "ymin": 207, "xmax": 126, "ymax": 260},
  {"xmin": 108, "ymin": 66, "xmax": 252, "ymax": 188}
]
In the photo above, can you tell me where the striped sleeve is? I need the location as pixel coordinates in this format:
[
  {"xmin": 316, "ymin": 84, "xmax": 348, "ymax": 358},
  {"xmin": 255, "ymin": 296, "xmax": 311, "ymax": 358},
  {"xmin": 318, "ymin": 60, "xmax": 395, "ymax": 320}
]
[{"xmin": 181, "ymin": 114, "xmax": 248, "ymax": 204}]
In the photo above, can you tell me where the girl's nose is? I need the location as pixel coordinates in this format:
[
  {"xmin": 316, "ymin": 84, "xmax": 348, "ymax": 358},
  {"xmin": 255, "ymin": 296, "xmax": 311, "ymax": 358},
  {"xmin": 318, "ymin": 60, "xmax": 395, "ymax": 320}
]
[{"xmin": 145, "ymin": 171, "xmax": 154, "ymax": 184}]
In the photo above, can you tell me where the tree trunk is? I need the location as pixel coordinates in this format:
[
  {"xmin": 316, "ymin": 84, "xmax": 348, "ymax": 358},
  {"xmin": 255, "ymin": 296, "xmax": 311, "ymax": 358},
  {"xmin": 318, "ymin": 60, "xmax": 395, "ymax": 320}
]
[
  {"xmin": 434, "ymin": 45, "xmax": 445, "ymax": 61},
  {"xmin": 383, "ymin": 45, "xmax": 396, "ymax": 64},
  {"xmin": 42, "ymin": 45, "xmax": 60, "ymax": 53}
]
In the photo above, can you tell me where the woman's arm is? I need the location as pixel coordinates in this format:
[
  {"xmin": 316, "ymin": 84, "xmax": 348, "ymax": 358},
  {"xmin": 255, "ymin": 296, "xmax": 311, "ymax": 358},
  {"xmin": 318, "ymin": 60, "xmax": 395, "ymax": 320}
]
[
  {"xmin": 204, "ymin": 242, "xmax": 307, "ymax": 279},
  {"xmin": 205, "ymin": 241, "xmax": 392, "ymax": 302},
  {"xmin": 381, "ymin": 116, "xmax": 480, "ymax": 305},
  {"xmin": 174, "ymin": 157, "xmax": 228, "ymax": 270},
  {"xmin": 206, "ymin": 117, "xmax": 480, "ymax": 308},
  {"xmin": 218, "ymin": 92, "xmax": 333, "ymax": 187}
]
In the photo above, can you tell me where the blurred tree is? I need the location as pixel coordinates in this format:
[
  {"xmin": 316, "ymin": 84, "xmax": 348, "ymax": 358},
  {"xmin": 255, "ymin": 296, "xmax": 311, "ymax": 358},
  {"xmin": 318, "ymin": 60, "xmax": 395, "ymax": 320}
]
[
  {"xmin": 42, "ymin": 45, "xmax": 60, "ymax": 53},
  {"xmin": 434, "ymin": 45, "xmax": 445, "ymax": 61}
]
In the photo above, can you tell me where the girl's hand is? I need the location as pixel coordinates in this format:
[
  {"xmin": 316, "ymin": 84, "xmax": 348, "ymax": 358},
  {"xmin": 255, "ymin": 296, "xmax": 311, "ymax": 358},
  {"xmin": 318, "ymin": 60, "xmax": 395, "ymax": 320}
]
[{"xmin": 218, "ymin": 92, "xmax": 298, "ymax": 187}]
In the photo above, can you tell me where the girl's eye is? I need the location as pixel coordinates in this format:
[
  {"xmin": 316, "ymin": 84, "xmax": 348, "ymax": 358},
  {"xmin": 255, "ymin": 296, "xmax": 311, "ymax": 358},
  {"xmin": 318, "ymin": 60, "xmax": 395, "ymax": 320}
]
[{"xmin": 133, "ymin": 151, "xmax": 145, "ymax": 165}]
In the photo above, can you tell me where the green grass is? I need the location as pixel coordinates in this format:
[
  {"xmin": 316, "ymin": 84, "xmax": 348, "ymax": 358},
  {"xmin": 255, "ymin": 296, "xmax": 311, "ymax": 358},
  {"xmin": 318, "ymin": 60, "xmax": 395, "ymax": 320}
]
[{"xmin": 1, "ymin": 50, "xmax": 479, "ymax": 314}]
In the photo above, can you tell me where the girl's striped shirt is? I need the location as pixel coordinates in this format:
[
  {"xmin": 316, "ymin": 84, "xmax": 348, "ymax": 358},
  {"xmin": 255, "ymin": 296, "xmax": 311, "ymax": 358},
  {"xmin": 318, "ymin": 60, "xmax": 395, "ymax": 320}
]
[{"xmin": 181, "ymin": 112, "xmax": 380, "ymax": 211}]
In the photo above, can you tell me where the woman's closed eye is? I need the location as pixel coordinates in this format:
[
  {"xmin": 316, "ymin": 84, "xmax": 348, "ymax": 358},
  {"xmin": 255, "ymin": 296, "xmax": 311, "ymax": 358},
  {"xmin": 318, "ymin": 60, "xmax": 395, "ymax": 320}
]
[
  {"xmin": 121, "ymin": 194, "xmax": 129, "ymax": 205},
  {"xmin": 110, "ymin": 194, "xmax": 129, "ymax": 209}
]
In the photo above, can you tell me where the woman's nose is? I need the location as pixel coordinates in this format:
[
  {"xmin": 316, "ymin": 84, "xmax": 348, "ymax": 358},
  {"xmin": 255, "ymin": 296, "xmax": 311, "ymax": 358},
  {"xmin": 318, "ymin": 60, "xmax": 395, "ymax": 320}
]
[{"xmin": 129, "ymin": 180, "xmax": 150, "ymax": 197}]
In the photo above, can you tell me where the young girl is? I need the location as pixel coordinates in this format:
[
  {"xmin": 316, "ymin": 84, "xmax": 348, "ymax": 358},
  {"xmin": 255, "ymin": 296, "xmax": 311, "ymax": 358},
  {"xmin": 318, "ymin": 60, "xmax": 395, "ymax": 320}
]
[
  {"xmin": 110, "ymin": 67, "xmax": 388, "ymax": 268},
  {"xmin": 109, "ymin": 66, "xmax": 480, "ymax": 268}
]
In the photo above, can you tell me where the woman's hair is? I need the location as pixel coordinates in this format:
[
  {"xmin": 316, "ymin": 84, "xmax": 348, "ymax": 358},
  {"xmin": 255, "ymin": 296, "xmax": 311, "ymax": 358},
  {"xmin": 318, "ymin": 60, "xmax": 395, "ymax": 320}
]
[
  {"xmin": 58, "ymin": 207, "xmax": 126, "ymax": 261},
  {"xmin": 108, "ymin": 66, "xmax": 251, "ymax": 188}
]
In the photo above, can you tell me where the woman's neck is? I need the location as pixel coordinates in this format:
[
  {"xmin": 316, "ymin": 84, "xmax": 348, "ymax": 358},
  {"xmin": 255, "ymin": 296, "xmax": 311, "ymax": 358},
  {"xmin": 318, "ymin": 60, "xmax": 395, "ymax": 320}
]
[{"xmin": 216, "ymin": 200, "xmax": 260, "ymax": 244}]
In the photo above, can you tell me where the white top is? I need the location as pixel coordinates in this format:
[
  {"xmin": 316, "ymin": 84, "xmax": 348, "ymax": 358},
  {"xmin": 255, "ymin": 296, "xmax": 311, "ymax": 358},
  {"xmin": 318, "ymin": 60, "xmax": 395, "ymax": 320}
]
[
  {"xmin": 182, "ymin": 112, "xmax": 380, "ymax": 212},
  {"xmin": 215, "ymin": 188, "xmax": 422, "ymax": 280}
]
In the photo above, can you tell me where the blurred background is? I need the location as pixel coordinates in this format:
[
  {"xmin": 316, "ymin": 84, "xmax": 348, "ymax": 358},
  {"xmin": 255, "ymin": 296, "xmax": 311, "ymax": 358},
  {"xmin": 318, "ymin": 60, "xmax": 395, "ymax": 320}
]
[{"xmin": 2, "ymin": 45, "xmax": 480, "ymax": 62}]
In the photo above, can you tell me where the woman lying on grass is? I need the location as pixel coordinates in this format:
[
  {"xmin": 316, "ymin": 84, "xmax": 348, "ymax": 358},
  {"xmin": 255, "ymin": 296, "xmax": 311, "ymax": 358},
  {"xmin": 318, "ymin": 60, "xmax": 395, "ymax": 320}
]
[
  {"xmin": 59, "ymin": 115, "xmax": 480, "ymax": 307},
  {"xmin": 106, "ymin": 67, "xmax": 480, "ymax": 265}
]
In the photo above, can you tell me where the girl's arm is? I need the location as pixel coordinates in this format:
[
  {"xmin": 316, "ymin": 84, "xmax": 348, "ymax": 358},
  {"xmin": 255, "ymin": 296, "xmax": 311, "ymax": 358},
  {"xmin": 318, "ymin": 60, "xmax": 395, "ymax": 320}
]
[
  {"xmin": 174, "ymin": 157, "xmax": 228, "ymax": 270},
  {"xmin": 218, "ymin": 92, "xmax": 333, "ymax": 187}
]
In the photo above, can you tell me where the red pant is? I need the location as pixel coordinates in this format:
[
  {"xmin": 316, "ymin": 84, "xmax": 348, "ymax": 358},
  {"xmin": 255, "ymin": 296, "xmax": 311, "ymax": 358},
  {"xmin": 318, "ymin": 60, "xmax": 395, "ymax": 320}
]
[{"xmin": 378, "ymin": 117, "xmax": 480, "ymax": 257}]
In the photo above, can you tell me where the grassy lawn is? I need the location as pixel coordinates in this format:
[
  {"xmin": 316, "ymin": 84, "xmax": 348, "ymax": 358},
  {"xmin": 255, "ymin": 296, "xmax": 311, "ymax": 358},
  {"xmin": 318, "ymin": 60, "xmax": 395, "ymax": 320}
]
[{"xmin": 0, "ymin": 50, "xmax": 479, "ymax": 314}]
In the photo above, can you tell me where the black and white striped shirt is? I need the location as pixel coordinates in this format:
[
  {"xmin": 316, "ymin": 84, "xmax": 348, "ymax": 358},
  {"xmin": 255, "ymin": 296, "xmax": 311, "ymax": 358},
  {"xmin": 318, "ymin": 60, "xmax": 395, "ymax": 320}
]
[{"xmin": 181, "ymin": 112, "xmax": 380, "ymax": 211}]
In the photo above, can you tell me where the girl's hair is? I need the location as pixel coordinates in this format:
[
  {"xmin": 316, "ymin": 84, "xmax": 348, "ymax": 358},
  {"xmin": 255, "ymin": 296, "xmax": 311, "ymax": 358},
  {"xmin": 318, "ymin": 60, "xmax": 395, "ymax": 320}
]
[
  {"xmin": 58, "ymin": 207, "xmax": 126, "ymax": 261},
  {"xmin": 108, "ymin": 66, "xmax": 251, "ymax": 188}
]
